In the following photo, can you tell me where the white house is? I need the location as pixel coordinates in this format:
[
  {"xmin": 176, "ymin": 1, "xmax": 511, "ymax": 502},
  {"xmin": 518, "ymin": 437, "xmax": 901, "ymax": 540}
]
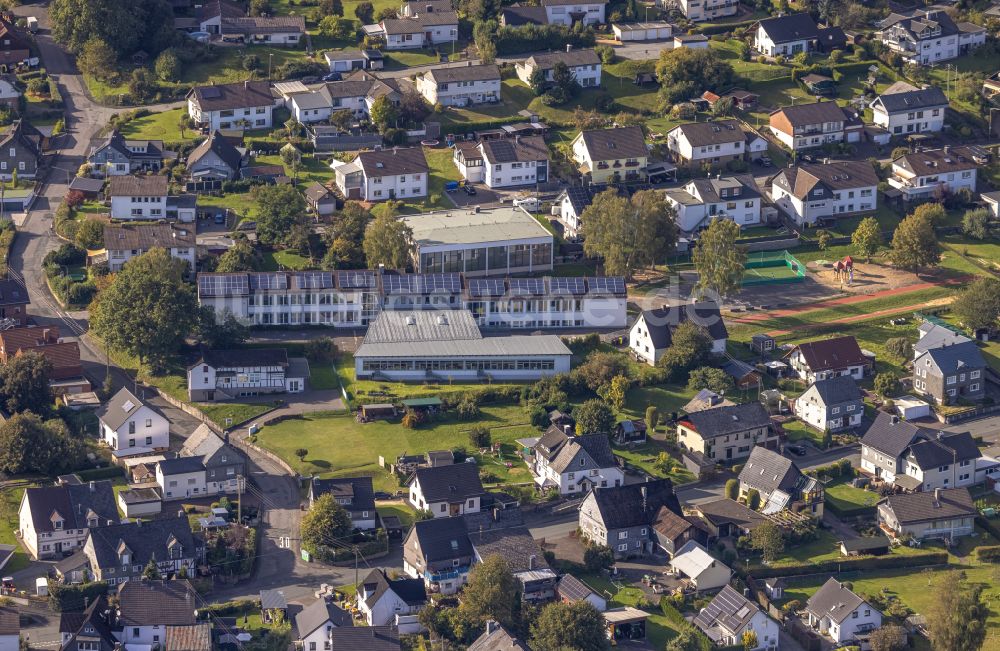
[
  {"xmin": 155, "ymin": 457, "xmax": 207, "ymax": 501},
  {"xmin": 878, "ymin": 487, "xmax": 976, "ymax": 540},
  {"xmin": 570, "ymin": 126, "xmax": 648, "ymax": 185},
  {"xmin": 753, "ymin": 13, "xmax": 845, "ymax": 57},
  {"xmin": 478, "ymin": 136, "xmax": 549, "ymax": 188},
  {"xmin": 295, "ymin": 598, "xmax": 353, "ymax": 651},
  {"xmin": 769, "ymin": 101, "xmax": 861, "ymax": 151},
  {"xmin": 103, "ymin": 223, "xmax": 196, "ymax": 272},
  {"xmin": 324, "ymin": 49, "xmax": 368, "ymax": 72},
  {"xmin": 770, "ymin": 160, "xmax": 879, "ymax": 226},
  {"xmin": 333, "ymin": 147, "xmax": 428, "ymax": 202},
  {"xmin": 541, "ymin": 0, "xmax": 607, "ymax": 25},
  {"xmin": 693, "ymin": 586, "xmax": 780, "ymax": 650},
  {"xmin": 515, "ymin": 49, "xmax": 602, "ymax": 88},
  {"xmin": 869, "ymin": 82, "xmax": 949, "ymax": 136},
  {"xmin": 356, "ymin": 569, "xmax": 427, "ymax": 627},
  {"xmin": 898, "ymin": 431, "xmax": 980, "ymax": 492},
  {"xmin": 806, "ymin": 578, "xmax": 881, "ymax": 644},
  {"xmin": 674, "ymin": 0, "xmax": 737, "ymax": 21},
  {"xmin": 96, "ymin": 387, "xmax": 170, "ymax": 456},
  {"xmin": 793, "ymin": 375, "xmax": 864, "ymax": 433},
  {"xmin": 416, "ymin": 63, "xmax": 501, "ymax": 107},
  {"xmin": 186, "ymin": 80, "xmax": 275, "ymax": 132},
  {"xmin": 453, "ymin": 141, "xmax": 484, "ymax": 183},
  {"xmin": 664, "ymin": 174, "xmax": 761, "ymax": 232},
  {"xmin": 877, "ymin": 9, "xmax": 985, "ymax": 65},
  {"xmin": 887, "ymin": 146, "xmax": 983, "ymax": 202},
  {"xmin": 556, "ymin": 185, "xmax": 600, "ymax": 238},
  {"xmin": 115, "ymin": 581, "xmax": 203, "ymax": 647},
  {"xmin": 665, "ymin": 119, "xmax": 745, "ymax": 169},
  {"xmin": 18, "ymin": 480, "xmax": 118, "ymax": 560},
  {"xmin": 108, "ymin": 175, "xmax": 168, "ymax": 221},
  {"xmin": 668, "ymin": 541, "xmax": 731, "ymax": 592},
  {"xmin": 187, "ymin": 348, "xmax": 308, "ymax": 401},
  {"xmin": 629, "ymin": 302, "xmax": 728, "ymax": 364},
  {"xmin": 365, "ymin": 12, "xmax": 458, "ymax": 49},
  {"xmin": 407, "ymin": 462, "xmax": 484, "ymax": 517},
  {"xmin": 785, "ymin": 336, "xmax": 871, "ymax": 383},
  {"xmin": 529, "ymin": 428, "xmax": 624, "ymax": 494}
]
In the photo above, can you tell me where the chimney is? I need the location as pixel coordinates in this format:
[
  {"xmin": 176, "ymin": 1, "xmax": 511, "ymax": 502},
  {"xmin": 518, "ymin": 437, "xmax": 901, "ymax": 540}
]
[
  {"xmin": 486, "ymin": 620, "xmax": 499, "ymax": 635},
  {"xmin": 244, "ymin": 80, "xmax": 248, "ymax": 89},
  {"xmin": 566, "ymin": 44, "xmax": 572, "ymax": 52},
  {"xmin": 528, "ymin": 555, "xmax": 536, "ymax": 570},
  {"xmin": 136, "ymin": 519, "xmax": 141, "ymax": 527},
  {"xmin": 563, "ymin": 424, "xmax": 572, "ymax": 435},
  {"xmin": 641, "ymin": 485, "xmax": 647, "ymax": 513},
  {"xmin": 42, "ymin": 328, "xmax": 50, "ymax": 342},
  {"xmin": 890, "ymin": 415, "xmax": 899, "ymax": 425},
  {"xmin": 178, "ymin": 509, "xmax": 186, "ymax": 518},
  {"xmin": 934, "ymin": 488, "xmax": 941, "ymax": 506}
]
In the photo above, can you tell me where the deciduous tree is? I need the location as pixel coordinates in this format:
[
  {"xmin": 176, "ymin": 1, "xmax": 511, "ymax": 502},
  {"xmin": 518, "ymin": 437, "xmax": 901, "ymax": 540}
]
[
  {"xmin": 76, "ymin": 37, "xmax": 117, "ymax": 80},
  {"xmin": 749, "ymin": 521, "xmax": 784, "ymax": 562},
  {"xmin": 215, "ymin": 238, "xmax": 262, "ymax": 273},
  {"xmin": 363, "ymin": 211, "xmax": 412, "ymax": 270},
  {"xmin": 851, "ymin": 216, "xmax": 882, "ymax": 263},
  {"xmin": 686, "ymin": 366, "xmax": 734, "ymax": 394},
  {"xmin": 889, "ymin": 211, "xmax": 939, "ymax": 272},
  {"xmin": 75, "ymin": 218, "xmax": 105, "ymax": 250},
  {"xmin": 301, "ymin": 494, "xmax": 352, "ymax": 556},
  {"xmin": 459, "ymin": 555, "xmax": 520, "ymax": 630},
  {"xmin": 581, "ymin": 189, "xmax": 677, "ymax": 278},
  {"xmin": 0, "ymin": 413, "xmax": 83, "ymax": 475},
  {"xmin": 370, "ymin": 95, "xmax": 399, "ymax": 132},
  {"xmin": 253, "ymin": 184, "xmax": 308, "ymax": 246},
  {"xmin": 574, "ymin": 399, "xmax": 615, "ymax": 435},
  {"xmin": 0, "ymin": 352, "xmax": 53, "ymax": 415},
  {"xmin": 354, "ymin": 1, "xmax": 375, "ymax": 23},
  {"xmin": 952, "ymin": 277, "xmax": 1000, "ymax": 332},
  {"xmin": 869, "ymin": 625, "xmax": 907, "ymax": 651},
  {"xmin": 692, "ymin": 217, "xmax": 746, "ymax": 299},
  {"xmin": 927, "ymin": 571, "xmax": 988, "ymax": 651},
  {"xmin": 530, "ymin": 601, "xmax": 609, "ymax": 651}
]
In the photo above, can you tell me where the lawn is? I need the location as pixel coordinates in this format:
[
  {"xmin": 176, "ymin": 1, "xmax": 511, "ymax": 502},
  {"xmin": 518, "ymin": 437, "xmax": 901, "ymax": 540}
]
[
  {"xmin": 0, "ymin": 482, "xmax": 38, "ymax": 574},
  {"xmin": 254, "ymin": 404, "xmax": 538, "ymax": 492},
  {"xmin": 382, "ymin": 48, "xmax": 442, "ymax": 70},
  {"xmin": 613, "ymin": 440, "xmax": 696, "ymax": 485},
  {"xmin": 709, "ymin": 39, "xmax": 791, "ymax": 83},
  {"xmin": 576, "ymin": 573, "xmax": 684, "ymax": 648},
  {"xmin": 198, "ymin": 402, "xmax": 277, "ymax": 429},
  {"xmin": 622, "ymin": 385, "xmax": 694, "ymax": 421},
  {"xmin": 781, "ymin": 419, "xmax": 826, "ymax": 447},
  {"xmin": 528, "ymin": 59, "xmax": 665, "ymax": 125},
  {"xmin": 118, "ymin": 108, "xmax": 197, "ymax": 146},
  {"xmin": 376, "ymin": 502, "xmax": 418, "ymax": 527},
  {"xmin": 437, "ymin": 79, "xmax": 536, "ymax": 129},
  {"xmin": 824, "ymin": 478, "xmax": 880, "ymax": 515},
  {"xmin": 308, "ymin": 360, "xmax": 339, "ymax": 391},
  {"xmin": 261, "ymin": 249, "xmax": 314, "ymax": 271}
]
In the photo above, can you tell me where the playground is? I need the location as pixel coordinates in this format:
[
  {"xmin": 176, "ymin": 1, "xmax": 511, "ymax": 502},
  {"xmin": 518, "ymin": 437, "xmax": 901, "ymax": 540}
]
[
  {"xmin": 806, "ymin": 255, "xmax": 922, "ymax": 294},
  {"xmin": 742, "ymin": 250, "xmax": 807, "ymax": 286}
]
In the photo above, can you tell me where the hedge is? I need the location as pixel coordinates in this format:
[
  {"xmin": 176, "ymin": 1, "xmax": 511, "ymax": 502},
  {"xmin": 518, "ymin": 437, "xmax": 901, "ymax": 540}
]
[
  {"xmin": 658, "ymin": 599, "xmax": 736, "ymax": 651},
  {"xmin": 198, "ymin": 598, "xmax": 258, "ymax": 617},
  {"xmin": 975, "ymin": 545, "xmax": 1000, "ymax": 564},
  {"xmin": 49, "ymin": 581, "xmax": 108, "ymax": 612},
  {"xmin": 977, "ymin": 515, "xmax": 1000, "ymax": 541},
  {"xmin": 749, "ymin": 550, "xmax": 948, "ymax": 579},
  {"xmin": 75, "ymin": 466, "xmax": 126, "ymax": 481},
  {"xmin": 696, "ymin": 19, "xmax": 760, "ymax": 36}
]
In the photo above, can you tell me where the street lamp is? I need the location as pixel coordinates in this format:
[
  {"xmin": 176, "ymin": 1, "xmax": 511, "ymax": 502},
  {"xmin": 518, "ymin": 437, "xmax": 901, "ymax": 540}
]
[{"xmin": 268, "ymin": 53, "xmax": 274, "ymax": 80}]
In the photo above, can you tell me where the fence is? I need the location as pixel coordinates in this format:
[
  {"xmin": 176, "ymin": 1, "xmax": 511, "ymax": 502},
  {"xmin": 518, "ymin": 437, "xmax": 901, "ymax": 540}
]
[{"xmin": 742, "ymin": 249, "xmax": 807, "ymax": 286}]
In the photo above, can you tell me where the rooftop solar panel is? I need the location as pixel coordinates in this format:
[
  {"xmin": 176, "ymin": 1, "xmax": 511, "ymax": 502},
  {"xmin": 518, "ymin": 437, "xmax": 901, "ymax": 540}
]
[
  {"xmin": 296, "ymin": 272, "xmax": 334, "ymax": 289},
  {"xmin": 550, "ymin": 277, "xmax": 586, "ymax": 296},
  {"xmin": 587, "ymin": 276, "xmax": 626, "ymax": 295},
  {"xmin": 337, "ymin": 271, "xmax": 376, "ymax": 289},
  {"xmin": 467, "ymin": 278, "xmax": 506, "ymax": 298},
  {"xmin": 509, "ymin": 277, "xmax": 544, "ymax": 296},
  {"xmin": 249, "ymin": 273, "xmax": 289, "ymax": 290},
  {"xmin": 198, "ymin": 274, "xmax": 249, "ymax": 297}
]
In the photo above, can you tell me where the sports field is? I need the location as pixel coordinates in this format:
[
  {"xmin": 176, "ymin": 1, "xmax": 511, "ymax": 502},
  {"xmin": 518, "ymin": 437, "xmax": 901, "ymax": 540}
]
[{"xmin": 744, "ymin": 264, "xmax": 800, "ymax": 281}]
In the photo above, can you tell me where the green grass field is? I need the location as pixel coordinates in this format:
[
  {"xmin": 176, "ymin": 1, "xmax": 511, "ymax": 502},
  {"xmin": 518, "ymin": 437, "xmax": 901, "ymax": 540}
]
[
  {"xmin": 118, "ymin": 107, "xmax": 197, "ymax": 145},
  {"xmin": 824, "ymin": 478, "xmax": 880, "ymax": 514}
]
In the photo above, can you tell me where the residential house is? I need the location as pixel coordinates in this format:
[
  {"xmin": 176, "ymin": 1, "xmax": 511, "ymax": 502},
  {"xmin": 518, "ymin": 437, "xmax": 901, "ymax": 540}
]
[
  {"xmin": 878, "ymin": 487, "xmax": 976, "ymax": 540},
  {"xmin": 88, "ymin": 130, "xmax": 167, "ymax": 177},
  {"xmin": 0, "ymin": 325, "xmax": 89, "ymax": 394},
  {"xmin": 692, "ymin": 498, "xmax": 767, "ymax": 538},
  {"xmin": 529, "ymin": 428, "xmax": 623, "ymax": 494},
  {"xmin": 103, "ymin": 223, "xmax": 196, "ymax": 272},
  {"xmin": 877, "ymin": 9, "xmax": 985, "ymax": 65},
  {"xmin": 186, "ymin": 81, "xmax": 275, "ymax": 132},
  {"xmin": 805, "ymin": 578, "xmax": 882, "ymax": 644},
  {"xmin": 664, "ymin": 174, "xmax": 761, "ymax": 232},
  {"xmin": 899, "ymin": 431, "xmax": 980, "ymax": 491},
  {"xmin": 58, "ymin": 595, "xmax": 119, "ymax": 651},
  {"xmin": 737, "ymin": 446, "xmax": 824, "ymax": 516},
  {"xmin": 629, "ymin": 301, "xmax": 729, "ymax": 365},
  {"xmin": 324, "ymin": 49, "xmax": 369, "ymax": 72},
  {"xmin": 887, "ymin": 146, "xmax": 983, "ymax": 202},
  {"xmin": 913, "ymin": 340, "xmax": 986, "ymax": 405},
  {"xmin": 18, "ymin": 480, "xmax": 118, "ymax": 560},
  {"xmin": 613, "ymin": 419, "xmax": 647, "ymax": 446},
  {"xmin": 556, "ymin": 185, "xmax": 601, "ymax": 237},
  {"xmin": 115, "ymin": 581, "xmax": 204, "ymax": 649},
  {"xmin": 870, "ymin": 82, "xmax": 949, "ymax": 136},
  {"xmin": 408, "ymin": 462, "xmax": 485, "ymax": 517},
  {"xmin": 579, "ymin": 480, "xmax": 683, "ymax": 557},
  {"xmin": 310, "ymin": 476, "xmax": 377, "ymax": 530},
  {"xmin": 0, "ymin": 119, "xmax": 41, "ymax": 180},
  {"xmin": 557, "ymin": 573, "xmax": 607, "ymax": 611},
  {"xmin": 96, "ymin": 387, "xmax": 170, "ymax": 456},
  {"xmin": 0, "ymin": 75, "xmax": 21, "ymax": 111},
  {"xmin": 288, "ymin": 79, "xmax": 376, "ymax": 123},
  {"xmin": 295, "ymin": 597, "xmax": 353, "ymax": 650},
  {"xmin": 785, "ymin": 335, "xmax": 872, "ymax": 383},
  {"xmin": 501, "ymin": 5, "xmax": 548, "ymax": 26},
  {"xmin": 515, "ymin": 49, "xmax": 603, "ymax": 89},
  {"xmin": 860, "ymin": 412, "xmax": 933, "ymax": 483},
  {"xmin": 366, "ymin": 12, "xmax": 459, "ymax": 49},
  {"xmin": 669, "ymin": 541, "xmax": 731, "ymax": 592},
  {"xmin": 540, "ymin": 0, "xmax": 607, "ymax": 25},
  {"xmin": 769, "ymin": 101, "xmax": 861, "ymax": 151},
  {"xmin": 416, "ymin": 64, "xmax": 501, "ymax": 107},
  {"xmin": 356, "ymin": 568, "xmax": 427, "ymax": 627},
  {"xmin": 76, "ymin": 517, "xmax": 203, "ymax": 584},
  {"xmin": 793, "ymin": 375, "xmax": 864, "ymax": 433},
  {"xmin": 185, "ymin": 131, "xmax": 245, "ymax": 183},
  {"xmin": 675, "ymin": 0, "xmax": 738, "ymax": 22},
  {"xmin": 754, "ymin": 13, "xmax": 844, "ymax": 56},
  {"xmin": 693, "ymin": 585, "xmax": 780, "ymax": 650},
  {"xmin": 664, "ymin": 120, "xmax": 746, "ymax": 170},
  {"xmin": 327, "ymin": 628, "xmax": 400, "ymax": 651},
  {"xmin": 180, "ymin": 424, "xmax": 245, "ymax": 496},
  {"xmin": 0, "ymin": 278, "xmax": 28, "ymax": 325},
  {"xmin": 469, "ymin": 622, "xmax": 531, "ymax": 651},
  {"xmin": 222, "ymin": 16, "xmax": 305, "ymax": 45},
  {"xmin": 769, "ymin": 160, "xmax": 879, "ymax": 226},
  {"xmin": 305, "ymin": 182, "xmax": 336, "ymax": 217},
  {"xmin": 333, "ymin": 147, "xmax": 429, "ymax": 201},
  {"xmin": 453, "ymin": 141, "xmax": 485, "ymax": 184},
  {"xmin": 683, "ymin": 388, "xmax": 734, "ymax": 413},
  {"xmin": 156, "ymin": 457, "xmax": 207, "ymax": 501},
  {"xmin": 107, "ymin": 175, "xmax": 168, "ymax": 221},
  {"xmin": 914, "ymin": 321, "xmax": 971, "ymax": 357},
  {"xmin": 469, "ymin": 526, "xmax": 558, "ymax": 602},
  {"xmin": 197, "ymin": 0, "xmax": 244, "ymax": 33},
  {"xmin": 403, "ymin": 516, "xmax": 474, "ymax": 594},
  {"xmin": 676, "ymin": 402, "xmax": 777, "ymax": 462},
  {"xmin": 571, "ymin": 126, "xmax": 648, "ymax": 184},
  {"xmin": 186, "ymin": 348, "xmax": 308, "ymax": 401},
  {"xmin": 651, "ymin": 506, "xmax": 710, "ymax": 557},
  {"xmin": 0, "ymin": 17, "xmax": 30, "ymax": 68},
  {"xmin": 477, "ymin": 136, "xmax": 549, "ymax": 188}
]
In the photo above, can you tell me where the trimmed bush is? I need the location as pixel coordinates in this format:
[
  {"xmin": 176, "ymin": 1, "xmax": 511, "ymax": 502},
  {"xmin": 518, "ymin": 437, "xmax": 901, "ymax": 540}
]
[
  {"xmin": 750, "ymin": 551, "xmax": 947, "ymax": 579},
  {"xmin": 975, "ymin": 545, "xmax": 1000, "ymax": 563}
]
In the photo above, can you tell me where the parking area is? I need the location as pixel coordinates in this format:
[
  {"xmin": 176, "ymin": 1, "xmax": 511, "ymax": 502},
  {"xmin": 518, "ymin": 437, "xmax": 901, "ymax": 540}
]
[{"xmin": 448, "ymin": 183, "xmax": 502, "ymax": 207}]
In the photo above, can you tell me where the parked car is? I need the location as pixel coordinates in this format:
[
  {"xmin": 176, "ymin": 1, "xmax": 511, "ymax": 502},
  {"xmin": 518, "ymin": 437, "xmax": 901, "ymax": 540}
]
[
  {"xmin": 785, "ymin": 444, "xmax": 807, "ymax": 456},
  {"xmin": 513, "ymin": 197, "xmax": 540, "ymax": 211},
  {"xmin": 322, "ymin": 72, "xmax": 342, "ymax": 82},
  {"xmin": 214, "ymin": 213, "xmax": 226, "ymax": 225},
  {"xmin": 760, "ymin": 156, "xmax": 772, "ymax": 167},
  {"xmin": 463, "ymin": 185, "xmax": 477, "ymax": 196}
]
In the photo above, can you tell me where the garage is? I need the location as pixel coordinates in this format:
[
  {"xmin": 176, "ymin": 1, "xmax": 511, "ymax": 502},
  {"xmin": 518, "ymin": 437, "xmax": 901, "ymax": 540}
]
[
  {"xmin": 612, "ymin": 21, "xmax": 673, "ymax": 41},
  {"xmin": 895, "ymin": 395, "xmax": 931, "ymax": 420}
]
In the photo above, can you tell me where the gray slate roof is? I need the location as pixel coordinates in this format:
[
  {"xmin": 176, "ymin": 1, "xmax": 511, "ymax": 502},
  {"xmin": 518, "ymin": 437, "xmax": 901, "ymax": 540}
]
[
  {"xmin": 158, "ymin": 457, "xmax": 205, "ymax": 475},
  {"xmin": 96, "ymin": 387, "xmax": 151, "ymax": 432},
  {"xmin": 914, "ymin": 322, "xmax": 970, "ymax": 354},
  {"xmin": 805, "ymin": 577, "xmax": 869, "ymax": 624},
  {"xmin": 199, "ymin": 348, "xmax": 289, "ymax": 369},
  {"xmin": 108, "ymin": 174, "xmax": 169, "ymax": 197},
  {"xmin": 187, "ymin": 131, "xmax": 244, "ymax": 172},
  {"xmin": 861, "ymin": 411, "xmax": 927, "ymax": 457},
  {"xmin": 328, "ymin": 626, "xmax": 400, "ymax": 651},
  {"xmin": 808, "ymin": 375, "xmax": 862, "ymax": 406},
  {"xmin": 23, "ymin": 480, "xmax": 118, "ymax": 534},
  {"xmin": 311, "ymin": 476, "xmax": 376, "ymax": 514},
  {"xmin": 639, "ymin": 301, "xmax": 729, "ymax": 350},
  {"xmin": 409, "ymin": 516, "xmax": 473, "ymax": 562},
  {"xmin": 87, "ymin": 517, "xmax": 199, "ymax": 571},
  {"xmin": 682, "ymin": 402, "xmax": 771, "ymax": 438},
  {"xmin": 905, "ymin": 431, "xmax": 979, "ymax": 470},
  {"xmin": 469, "ymin": 624, "xmax": 532, "ymax": 651},
  {"xmin": 295, "ymin": 597, "xmax": 353, "ymax": 638},
  {"xmin": 693, "ymin": 585, "xmax": 764, "ymax": 641},
  {"xmin": 873, "ymin": 86, "xmax": 948, "ymax": 114},
  {"xmin": 918, "ymin": 340, "xmax": 986, "ymax": 374},
  {"xmin": 738, "ymin": 446, "xmax": 801, "ymax": 496},
  {"xmin": 187, "ymin": 80, "xmax": 274, "ymax": 112},
  {"xmin": 360, "ymin": 568, "xmax": 427, "ymax": 610},
  {"xmin": 587, "ymin": 479, "xmax": 681, "ymax": 530},
  {"xmin": 116, "ymin": 580, "xmax": 198, "ymax": 627},
  {"xmin": 469, "ymin": 525, "xmax": 549, "ymax": 573},
  {"xmin": 757, "ymin": 13, "xmax": 819, "ymax": 43},
  {"xmin": 526, "ymin": 49, "xmax": 601, "ymax": 70},
  {"xmin": 426, "ymin": 63, "xmax": 500, "ymax": 84},
  {"xmin": 410, "ymin": 462, "xmax": 485, "ymax": 502},
  {"xmin": 880, "ymin": 487, "xmax": 975, "ymax": 525},
  {"xmin": 356, "ymin": 147, "xmax": 429, "ymax": 177},
  {"xmin": 577, "ymin": 126, "xmax": 648, "ymax": 161}
]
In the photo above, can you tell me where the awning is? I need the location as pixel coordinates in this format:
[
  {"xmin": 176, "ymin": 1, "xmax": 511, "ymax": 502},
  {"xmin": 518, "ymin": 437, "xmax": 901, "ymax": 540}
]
[{"xmin": 894, "ymin": 474, "xmax": 923, "ymax": 491}]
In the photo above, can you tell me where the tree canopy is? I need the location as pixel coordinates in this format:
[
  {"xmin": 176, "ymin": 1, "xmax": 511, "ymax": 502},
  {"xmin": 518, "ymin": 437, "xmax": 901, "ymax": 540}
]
[
  {"xmin": 363, "ymin": 210, "xmax": 412, "ymax": 270},
  {"xmin": 530, "ymin": 601, "xmax": 609, "ymax": 651},
  {"xmin": 90, "ymin": 248, "xmax": 199, "ymax": 369},
  {"xmin": 574, "ymin": 398, "xmax": 615, "ymax": 435},
  {"xmin": 927, "ymin": 571, "xmax": 988, "ymax": 651},
  {"xmin": 851, "ymin": 216, "xmax": 882, "ymax": 263},
  {"xmin": 952, "ymin": 277, "xmax": 1000, "ymax": 332},
  {"xmin": 51, "ymin": 0, "xmax": 176, "ymax": 57},
  {"xmin": 254, "ymin": 184, "xmax": 308, "ymax": 247},
  {"xmin": 0, "ymin": 413, "xmax": 83, "ymax": 476},
  {"xmin": 889, "ymin": 211, "xmax": 940, "ymax": 272},
  {"xmin": 581, "ymin": 189, "xmax": 677, "ymax": 278},
  {"xmin": 215, "ymin": 238, "xmax": 263, "ymax": 273},
  {"xmin": 0, "ymin": 352, "xmax": 53, "ymax": 415},
  {"xmin": 300, "ymin": 494, "xmax": 353, "ymax": 558},
  {"xmin": 656, "ymin": 48, "xmax": 734, "ymax": 103},
  {"xmin": 692, "ymin": 217, "xmax": 746, "ymax": 299},
  {"xmin": 459, "ymin": 555, "xmax": 520, "ymax": 630}
]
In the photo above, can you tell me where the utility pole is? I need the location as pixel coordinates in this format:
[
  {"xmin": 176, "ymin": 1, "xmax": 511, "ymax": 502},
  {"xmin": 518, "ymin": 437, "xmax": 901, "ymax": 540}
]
[
  {"xmin": 353, "ymin": 545, "xmax": 360, "ymax": 588},
  {"xmin": 237, "ymin": 474, "xmax": 243, "ymax": 523}
]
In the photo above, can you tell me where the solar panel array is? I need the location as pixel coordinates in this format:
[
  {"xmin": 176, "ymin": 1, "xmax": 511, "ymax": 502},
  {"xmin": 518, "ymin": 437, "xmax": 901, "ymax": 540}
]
[
  {"xmin": 249, "ymin": 273, "xmax": 289, "ymax": 290},
  {"xmin": 337, "ymin": 271, "xmax": 377, "ymax": 289},
  {"xmin": 466, "ymin": 278, "xmax": 506, "ymax": 298},
  {"xmin": 384, "ymin": 273, "xmax": 462, "ymax": 295},
  {"xmin": 550, "ymin": 277, "xmax": 586, "ymax": 296},
  {"xmin": 587, "ymin": 277, "xmax": 626, "ymax": 295},
  {"xmin": 198, "ymin": 274, "xmax": 249, "ymax": 297},
  {"xmin": 296, "ymin": 272, "xmax": 334, "ymax": 289},
  {"xmin": 508, "ymin": 277, "xmax": 545, "ymax": 296}
]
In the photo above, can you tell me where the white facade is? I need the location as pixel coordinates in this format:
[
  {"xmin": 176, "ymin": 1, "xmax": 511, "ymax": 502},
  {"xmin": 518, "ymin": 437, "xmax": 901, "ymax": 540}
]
[
  {"xmin": 809, "ymin": 604, "xmax": 881, "ymax": 644},
  {"xmin": 664, "ymin": 178, "xmax": 761, "ymax": 232},
  {"xmin": 612, "ymin": 22, "xmax": 672, "ymax": 41},
  {"xmin": 107, "ymin": 243, "xmax": 195, "ymax": 273},
  {"xmin": 110, "ymin": 193, "xmax": 167, "ymax": 221},
  {"xmin": 514, "ymin": 59, "xmax": 602, "ymax": 88},
  {"xmin": 754, "ymin": 24, "xmax": 811, "ymax": 57},
  {"xmin": 99, "ymin": 406, "xmax": 170, "ymax": 453},
  {"xmin": 543, "ymin": 1, "xmax": 606, "ymax": 25},
  {"xmin": 156, "ymin": 465, "xmax": 207, "ymax": 501},
  {"xmin": 674, "ymin": 0, "xmax": 738, "ymax": 21},
  {"xmin": 408, "ymin": 478, "xmax": 482, "ymax": 518},
  {"xmin": 187, "ymin": 99, "xmax": 273, "ymax": 132},
  {"xmin": 416, "ymin": 73, "xmax": 500, "ymax": 107},
  {"xmin": 787, "ymin": 349, "xmax": 866, "ymax": 384},
  {"xmin": 878, "ymin": 15, "xmax": 985, "ymax": 65},
  {"xmin": 485, "ymin": 159, "xmax": 540, "ymax": 189},
  {"xmin": 901, "ymin": 457, "xmax": 977, "ymax": 492},
  {"xmin": 17, "ymin": 496, "xmax": 91, "ymax": 560},
  {"xmin": 382, "ymin": 22, "xmax": 458, "ymax": 49},
  {"xmin": 664, "ymin": 125, "xmax": 744, "ymax": 165},
  {"xmin": 870, "ymin": 99, "xmax": 946, "ymax": 135},
  {"xmin": 300, "ymin": 622, "xmax": 337, "ymax": 651},
  {"xmin": 793, "ymin": 386, "xmax": 863, "ymax": 432},
  {"xmin": 532, "ymin": 457, "xmax": 624, "ymax": 495},
  {"xmin": 357, "ymin": 588, "xmax": 421, "ymax": 627},
  {"xmin": 187, "ymin": 360, "xmax": 297, "ymax": 401},
  {"xmin": 770, "ymin": 179, "xmax": 877, "ymax": 226},
  {"xmin": 888, "ymin": 155, "xmax": 978, "ymax": 202}
]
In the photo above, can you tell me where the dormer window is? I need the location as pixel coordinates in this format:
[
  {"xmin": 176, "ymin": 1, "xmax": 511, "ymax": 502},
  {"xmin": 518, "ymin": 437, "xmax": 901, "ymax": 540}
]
[
  {"xmin": 120, "ymin": 553, "xmax": 130, "ymax": 565},
  {"xmin": 87, "ymin": 517, "xmax": 98, "ymax": 528}
]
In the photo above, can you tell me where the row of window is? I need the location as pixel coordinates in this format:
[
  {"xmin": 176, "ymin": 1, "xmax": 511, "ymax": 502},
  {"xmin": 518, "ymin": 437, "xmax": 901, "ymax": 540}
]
[{"xmin": 361, "ymin": 359, "xmax": 558, "ymax": 371}]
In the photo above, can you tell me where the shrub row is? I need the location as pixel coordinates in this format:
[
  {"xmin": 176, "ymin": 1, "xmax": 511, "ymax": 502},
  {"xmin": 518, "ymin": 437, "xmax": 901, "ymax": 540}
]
[
  {"xmin": 49, "ymin": 581, "xmax": 108, "ymax": 612},
  {"xmin": 975, "ymin": 545, "xmax": 1000, "ymax": 564},
  {"xmin": 748, "ymin": 550, "xmax": 947, "ymax": 579},
  {"xmin": 75, "ymin": 466, "xmax": 126, "ymax": 481},
  {"xmin": 198, "ymin": 598, "xmax": 258, "ymax": 616}
]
